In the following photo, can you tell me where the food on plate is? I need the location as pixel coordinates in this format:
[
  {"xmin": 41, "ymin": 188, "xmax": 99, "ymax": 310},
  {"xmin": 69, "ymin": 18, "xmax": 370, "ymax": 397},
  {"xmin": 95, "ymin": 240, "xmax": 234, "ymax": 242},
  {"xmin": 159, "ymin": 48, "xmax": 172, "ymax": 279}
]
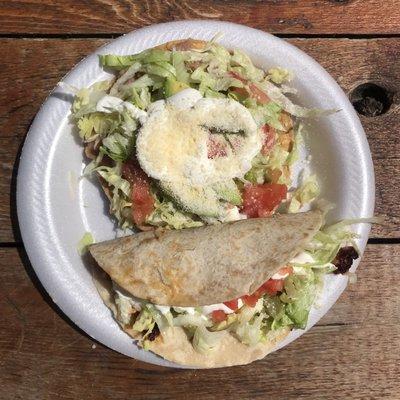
[
  {"xmin": 90, "ymin": 211, "xmax": 322, "ymax": 306},
  {"xmin": 69, "ymin": 38, "xmax": 369, "ymax": 367},
  {"xmin": 70, "ymin": 38, "xmax": 324, "ymax": 231},
  {"xmin": 90, "ymin": 210, "xmax": 362, "ymax": 367}
]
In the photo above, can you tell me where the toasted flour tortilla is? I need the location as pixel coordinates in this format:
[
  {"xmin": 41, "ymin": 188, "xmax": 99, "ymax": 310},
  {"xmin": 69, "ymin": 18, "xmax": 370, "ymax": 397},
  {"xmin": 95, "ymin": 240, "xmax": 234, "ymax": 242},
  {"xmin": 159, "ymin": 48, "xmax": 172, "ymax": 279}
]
[
  {"xmin": 92, "ymin": 266, "xmax": 290, "ymax": 368},
  {"xmin": 155, "ymin": 38, "xmax": 209, "ymax": 51},
  {"xmin": 145, "ymin": 325, "xmax": 290, "ymax": 368},
  {"xmin": 90, "ymin": 211, "xmax": 322, "ymax": 307}
]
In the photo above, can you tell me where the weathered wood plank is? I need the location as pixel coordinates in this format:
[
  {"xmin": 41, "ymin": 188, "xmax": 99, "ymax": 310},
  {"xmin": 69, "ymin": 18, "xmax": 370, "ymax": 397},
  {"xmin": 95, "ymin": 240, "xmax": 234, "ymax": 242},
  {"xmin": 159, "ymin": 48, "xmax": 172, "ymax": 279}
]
[
  {"xmin": 1, "ymin": 38, "xmax": 399, "ymax": 241},
  {"xmin": 1, "ymin": 0, "xmax": 399, "ymax": 35},
  {"xmin": 1, "ymin": 244, "xmax": 398, "ymax": 399}
]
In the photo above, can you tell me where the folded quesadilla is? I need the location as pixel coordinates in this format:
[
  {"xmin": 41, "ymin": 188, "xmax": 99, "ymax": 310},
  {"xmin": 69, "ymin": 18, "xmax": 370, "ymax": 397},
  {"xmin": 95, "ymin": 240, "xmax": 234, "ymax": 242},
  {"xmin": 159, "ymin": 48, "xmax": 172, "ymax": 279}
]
[{"xmin": 90, "ymin": 210, "xmax": 360, "ymax": 368}]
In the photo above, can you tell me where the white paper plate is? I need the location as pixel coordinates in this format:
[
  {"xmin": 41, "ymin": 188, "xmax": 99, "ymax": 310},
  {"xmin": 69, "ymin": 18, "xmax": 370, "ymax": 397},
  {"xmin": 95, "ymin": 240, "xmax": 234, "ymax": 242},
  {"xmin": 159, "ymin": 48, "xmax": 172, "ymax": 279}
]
[{"xmin": 17, "ymin": 20, "xmax": 374, "ymax": 368}]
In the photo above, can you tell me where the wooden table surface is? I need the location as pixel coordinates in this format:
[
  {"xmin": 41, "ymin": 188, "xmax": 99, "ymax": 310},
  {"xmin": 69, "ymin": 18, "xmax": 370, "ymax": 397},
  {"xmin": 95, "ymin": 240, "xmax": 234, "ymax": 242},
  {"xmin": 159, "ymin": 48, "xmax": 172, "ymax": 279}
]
[{"xmin": 1, "ymin": 2, "xmax": 399, "ymax": 399}]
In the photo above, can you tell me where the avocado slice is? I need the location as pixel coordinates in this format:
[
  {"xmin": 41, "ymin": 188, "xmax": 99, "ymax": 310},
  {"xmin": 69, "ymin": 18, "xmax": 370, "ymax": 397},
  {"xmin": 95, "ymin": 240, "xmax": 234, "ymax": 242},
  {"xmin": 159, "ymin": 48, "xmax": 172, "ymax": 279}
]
[
  {"xmin": 164, "ymin": 77, "xmax": 190, "ymax": 98},
  {"xmin": 159, "ymin": 181, "xmax": 224, "ymax": 218},
  {"xmin": 212, "ymin": 180, "xmax": 242, "ymax": 206}
]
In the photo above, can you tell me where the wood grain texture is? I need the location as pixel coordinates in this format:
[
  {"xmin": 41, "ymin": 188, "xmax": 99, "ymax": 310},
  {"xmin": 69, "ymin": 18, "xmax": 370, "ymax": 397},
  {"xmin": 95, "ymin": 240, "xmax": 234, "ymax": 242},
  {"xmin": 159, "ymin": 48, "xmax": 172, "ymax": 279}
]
[
  {"xmin": 1, "ymin": 0, "xmax": 400, "ymax": 35},
  {"xmin": 0, "ymin": 244, "xmax": 398, "ymax": 400},
  {"xmin": 1, "ymin": 38, "xmax": 398, "ymax": 241}
]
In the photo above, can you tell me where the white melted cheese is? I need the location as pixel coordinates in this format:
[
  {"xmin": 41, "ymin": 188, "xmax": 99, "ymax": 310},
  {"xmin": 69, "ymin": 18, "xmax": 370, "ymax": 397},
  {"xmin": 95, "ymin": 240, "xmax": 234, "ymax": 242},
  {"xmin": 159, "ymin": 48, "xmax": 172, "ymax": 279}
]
[
  {"xmin": 271, "ymin": 270, "xmax": 290, "ymax": 280},
  {"xmin": 271, "ymin": 252, "xmax": 315, "ymax": 279},
  {"xmin": 290, "ymin": 252, "xmax": 315, "ymax": 264},
  {"xmin": 96, "ymin": 95, "xmax": 147, "ymax": 124},
  {"xmin": 154, "ymin": 305, "xmax": 171, "ymax": 315},
  {"xmin": 220, "ymin": 206, "xmax": 247, "ymax": 222},
  {"xmin": 166, "ymin": 88, "xmax": 203, "ymax": 109},
  {"xmin": 173, "ymin": 306, "xmax": 196, "ymax": 315},
  {"xmin": 136, "ymin": 89, "xmax": 261, "ymax": 187},
  {"xmin": 113, "ymin": 284, "xmax": 244, "ymax": 319},
  {"xmin": 202, "ymin": 303, "xmax": 235, "ymax": 315}
]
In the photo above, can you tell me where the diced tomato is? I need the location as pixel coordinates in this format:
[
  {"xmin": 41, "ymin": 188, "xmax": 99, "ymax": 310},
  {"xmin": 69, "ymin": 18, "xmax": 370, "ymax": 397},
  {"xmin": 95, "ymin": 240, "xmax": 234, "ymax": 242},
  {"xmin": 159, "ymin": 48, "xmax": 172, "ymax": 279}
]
[
  {"xmin": 229, "ymin": 87, "xmax": 250, "ymax": 102},
  {"xmin": 261, "ymin": 124, "xmax": 276, "ymax": 155},
  {"xmin": 122, "ymin": 160, "xmax": 154, "ymax": 226},
  {"xmin": 278, "ymin": 266, "xmax": 294, "ymax": 276},
  {"xmin": 207, "ymin": 136, "xmax": 228, "ymax": 159},
  {"xmin": 229, "ymin": 72, "xmax": 270, "ymax": 104},
  {"xmin": 241, "ymin": 183, "xmax": 287, "ymax": 218},
  {"xmin": 223, "ymin": 299, "xmax": 239, "ymax": 311},
  {"xmin": 229, "ymin": 71, "xmax": 247, "ymax": 83},
  {"xmin": 211, "ymin": 310, "xmax": 228, "ymax": 323},
  {"xmin": 241, "ymin": 294, "xmax": 259, "ymax": 308},
  {"xmin": 248, "ymin": 83, "xmax": 270, "ymax": 104},
  {"xmin": 258, "ymin": 279, "xmax": 285, "ymax": 297}
]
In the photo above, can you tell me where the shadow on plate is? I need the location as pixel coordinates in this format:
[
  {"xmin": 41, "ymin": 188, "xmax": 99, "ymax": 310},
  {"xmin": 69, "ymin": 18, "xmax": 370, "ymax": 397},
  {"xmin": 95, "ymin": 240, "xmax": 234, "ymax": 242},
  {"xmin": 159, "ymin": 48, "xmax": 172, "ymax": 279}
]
[{"xmin": 9, "ymin": 132, "xmax": 104, "ymax": 348}]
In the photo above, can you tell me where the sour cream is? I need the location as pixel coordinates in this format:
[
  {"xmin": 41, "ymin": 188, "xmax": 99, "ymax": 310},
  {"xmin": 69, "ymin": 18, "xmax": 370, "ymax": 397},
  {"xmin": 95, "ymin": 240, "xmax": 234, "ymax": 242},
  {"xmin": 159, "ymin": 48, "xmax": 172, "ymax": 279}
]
[{"xmin": 113, "ymin": 283, "xmax": 244, "ymax": 318}]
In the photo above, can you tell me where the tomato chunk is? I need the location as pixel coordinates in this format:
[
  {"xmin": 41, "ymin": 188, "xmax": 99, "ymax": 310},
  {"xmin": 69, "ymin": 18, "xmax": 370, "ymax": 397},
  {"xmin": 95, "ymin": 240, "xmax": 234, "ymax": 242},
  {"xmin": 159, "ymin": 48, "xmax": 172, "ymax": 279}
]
[
  {"xmin": 277, "ymin": 266, "xmax": 294, "ymax": 277},
  {"xmin": 258, "ymin": 279, "xmax": 285, "ymax": 296},
  {"xmin": 249, "ymin": 83, "xmax": 270, "ymax": 104},
  {"xmin": 241, "ymin": 294, "xmax": 259, "ymax": 308},
  {"xmin": 122, "ymin": 160, "xmax": 154, "ymax": 226},
  {"xmin": 207, "ymin": 135, "xmax": 228, "ymax": 159},
  {"xmin": 229, "ymin": 71, "xmax": 248, "ymax": 83},
  {"xmin": 223, "ymin": 299, "xmax": 239, "ymax": 311},
  {"xmin": 261, "ymin": 124, "xmax": 276, "ymax": 155},
  {"xmin": 242, "ymin": 183, "xmax": 287, "ymax": 218},
  {"xmin": 229, "ymin": 72, "xmax": 270, "ymax": 104},
  {"xmin": 211, "ymin": 310, "xmax": 228, "ymax": 323}
]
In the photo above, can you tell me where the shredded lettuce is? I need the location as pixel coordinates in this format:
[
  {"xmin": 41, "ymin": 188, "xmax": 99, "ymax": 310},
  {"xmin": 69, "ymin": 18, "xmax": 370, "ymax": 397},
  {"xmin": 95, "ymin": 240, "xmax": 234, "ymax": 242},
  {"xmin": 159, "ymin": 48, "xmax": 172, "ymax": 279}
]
[
  {"xmin": 99, "ymin": 49, "xmax": 171, "ymax": 70},
  {"xmin": 323, "ymin": 217, "xmax": 380, "ymax": 237},
  {"xmin": 77, "ymin": 112, "xmax": 119, "ymax": 141},
  {"xmin": 266, "ymin": 67, "xmax": 293, "ymax": 85},
  {"xmin": 259, "ymin": 80, "xmax": 337, "ymax": 118},
  {"xmin": 192, "ymin": 325, "xmax": 224, "ymax": 354},
  {"xmin": 143, "ymin": 61, "xmax": 176, "ymax": 79},
  {"xmin": 147, "ymin": 306, "xmax": 173, "ymax": 335},
  {"xmin": 286, "ymin": 123, "xmax": 303, "ymax": 166},
  {"xmin": 230, "ymin": 49, "xmax": 264, "ymax": 82},
  {"xmin": 77, "ymin": 232, "xmax": 94, "ymax": 255},
  {"xmin": 129, "ymin": 87, "xmax": 151, "ymax": 109},
  {"xmin": 288, "ymin": 174, "xmax": 320, "ymax": 213},
  {"xmin": 172, "ymin": 51, "xmax": 191, "ymax": 84},
  {"xmin": 234, "ymin": 312, "xmax": 264, "ymax": 346},
  {"xmin": 100, "ymin": 131, "xmax": 134, "ymax": 162},
  {"xmin": 244, "ymin": 133, "xmax": 293, "ymax": 186},
  {"xmin": 146, "ymin": 198, "xmax": 204, "ymax": 230},
  {"xmin": 132, "ymin": 307, "xmax": 155, "ymax": 334},
  {"xmin": 244, "ymin": 153, "xmax": 269, "ymax": 184},
  {"xmin": 263, "ymin": 296, "xmax": 292, "ymax": 331},
  {"xmin": 72, "ymin": 80, "xmax": 113, "ymax": 118},
  {"xmin": 173, "ymin": 313, "xmax": 211, "ymax": 328},
  {"xmin": 280, "ymin": 271, "xmax": 318, "ymax": 329},
  {"xmin": 95, "ymin": 164, "xmax": 132, "ymax": 228},
  {"xmin": 124, "ymin": 73, "xmax": 155, "ymax": 90},
  {"xmin": 109, "ymin": 62, "xmax": 142, "ymax": 96},
  {"xmin": 249, "ymin": 102, "xmax": 283, "ymax": 130}
]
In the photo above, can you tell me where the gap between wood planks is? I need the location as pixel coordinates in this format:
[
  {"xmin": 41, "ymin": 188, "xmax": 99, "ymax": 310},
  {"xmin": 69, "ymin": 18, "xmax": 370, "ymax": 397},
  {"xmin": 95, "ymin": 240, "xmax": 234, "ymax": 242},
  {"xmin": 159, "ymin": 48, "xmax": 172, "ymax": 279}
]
[{"xmin": 1, "ymin": 33, "xmax": 400, "ymax": 39}]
